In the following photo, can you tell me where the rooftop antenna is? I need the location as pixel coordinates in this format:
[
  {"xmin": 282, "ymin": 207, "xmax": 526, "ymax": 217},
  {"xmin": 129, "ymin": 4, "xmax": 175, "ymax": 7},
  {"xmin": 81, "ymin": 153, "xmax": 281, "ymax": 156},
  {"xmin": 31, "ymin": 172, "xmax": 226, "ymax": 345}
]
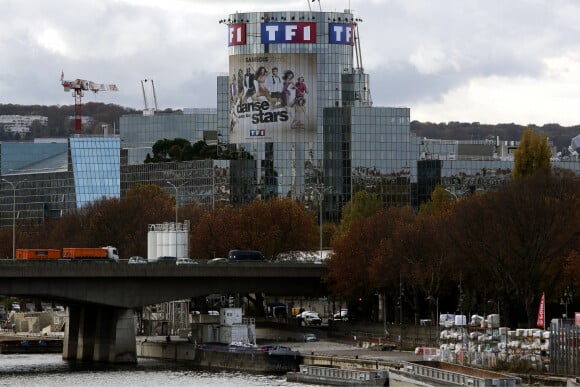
[
  {"xmin": 150, "ymin": 79, "xmax": 159, "ymax": 111},
  {"xmin": 140, "ymin": 80, "xmax": 149, "ymax": 111},
  {"xmin": 141, "ymin": 79, "xmax": 159, "ymax": 116},
  {"xmin": 307, "ymin": 0, "xmax": 322, "ymax": 11}
]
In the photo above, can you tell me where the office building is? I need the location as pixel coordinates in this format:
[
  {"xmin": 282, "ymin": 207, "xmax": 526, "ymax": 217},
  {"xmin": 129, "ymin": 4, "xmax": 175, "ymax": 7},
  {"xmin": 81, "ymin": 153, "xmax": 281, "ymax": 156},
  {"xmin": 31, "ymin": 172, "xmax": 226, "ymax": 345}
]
[{"xmin": 1, "ymin": 9, "xmax": 579, "ymax": 227}]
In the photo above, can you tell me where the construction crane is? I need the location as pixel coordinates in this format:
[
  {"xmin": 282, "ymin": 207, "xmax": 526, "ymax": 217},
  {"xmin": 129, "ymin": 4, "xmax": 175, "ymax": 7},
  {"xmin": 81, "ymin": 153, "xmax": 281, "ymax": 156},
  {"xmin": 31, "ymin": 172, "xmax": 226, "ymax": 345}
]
[{"xmin": 60, "ymin": 72, "xmax": 118, "ymax": 134}]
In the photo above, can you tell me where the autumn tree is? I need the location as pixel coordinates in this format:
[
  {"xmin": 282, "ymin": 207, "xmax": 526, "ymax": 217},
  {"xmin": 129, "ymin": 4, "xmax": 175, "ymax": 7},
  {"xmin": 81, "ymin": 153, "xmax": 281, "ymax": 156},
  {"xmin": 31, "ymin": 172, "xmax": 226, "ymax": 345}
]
[
  {"xmin": 337, "ymin": 191, "xmax": 383, "ymax": 236},
  {"xmin": 513, "ymin": 128, "xmax": 552, "ymax": 178},
  {"xmin": 19, "ymin": 184, "xmax": 175, "ymax": 258},
  {"xmin": 420, "ymin": 184, "xmax": 457, "ymax": 214},
  {"xmin": 383, "ymin": 210, "xmax": 454, "ymax": 322},
  {"xmin": 328, "ymin": 207, "xmax": 415, "ymax": 299},
  {"xmin": 189, "ymin": 198, "xmax": 318, "ymax": 259},
  {"xmin": 445, "ymin": 174, "xmax": 578, "ymax": 327}
]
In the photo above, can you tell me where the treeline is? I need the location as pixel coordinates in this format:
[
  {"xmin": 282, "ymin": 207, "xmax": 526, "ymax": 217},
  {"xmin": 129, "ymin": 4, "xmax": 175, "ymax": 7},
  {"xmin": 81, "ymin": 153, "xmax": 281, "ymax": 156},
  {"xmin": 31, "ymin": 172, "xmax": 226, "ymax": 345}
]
[
  {"xmin": 411, "ymin": 121, "xmax": 578, "ymax": 152},
  {"xmin": 0, "ymin": 184, "xmax": 318, "ymax": 262},
  {"xmin": 1, "ymin": 103, "xmax": 577, "ymax": 151},
  {"xmin": 326, "ymin": 174, "xmax": 578, "ymax": 328},
  {"xmin": 0, "ymin": 103, "xmax": 137, "ymax": 140},
  {"xmin": 1, "ymin": 174, "xmax": 577, "ymax": 327}
]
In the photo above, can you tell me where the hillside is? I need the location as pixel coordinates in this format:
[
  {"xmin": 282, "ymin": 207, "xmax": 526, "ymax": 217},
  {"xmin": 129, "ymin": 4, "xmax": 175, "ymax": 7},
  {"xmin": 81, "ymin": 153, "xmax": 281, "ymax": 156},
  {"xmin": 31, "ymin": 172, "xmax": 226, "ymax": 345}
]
[{"xmin": 0, "ymin": 104, "xmax": 577, "ymax": 151}]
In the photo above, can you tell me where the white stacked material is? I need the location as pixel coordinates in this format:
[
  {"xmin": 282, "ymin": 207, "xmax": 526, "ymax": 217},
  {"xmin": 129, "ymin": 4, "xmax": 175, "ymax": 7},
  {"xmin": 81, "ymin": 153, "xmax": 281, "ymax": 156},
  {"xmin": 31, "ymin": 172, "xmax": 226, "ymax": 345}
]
[
  {"xmin": 470, "ymin": 314, "xmax": 484, "ymax": 326},
  {"xmin": 455, "ymin": 315, "xmax": 467, "ymax": 326},
  {"xmin": 542, "ymin": 331, "xmax": 550, "ymax": 339},
  {"xmin": 487, "ymin": 314, "xmax": 500, "ymax": 328}
]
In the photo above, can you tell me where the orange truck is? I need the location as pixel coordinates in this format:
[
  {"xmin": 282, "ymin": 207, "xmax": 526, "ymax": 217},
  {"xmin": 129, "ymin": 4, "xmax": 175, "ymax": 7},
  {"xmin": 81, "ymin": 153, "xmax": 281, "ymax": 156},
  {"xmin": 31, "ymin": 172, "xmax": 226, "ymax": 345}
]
[
  {"xmin": 15, "ymin": 246, "xmax": 119, "ymax": 262},
  {"xmin": 15, "ymin": 249, "xmax": 61, "ymax": 260}
]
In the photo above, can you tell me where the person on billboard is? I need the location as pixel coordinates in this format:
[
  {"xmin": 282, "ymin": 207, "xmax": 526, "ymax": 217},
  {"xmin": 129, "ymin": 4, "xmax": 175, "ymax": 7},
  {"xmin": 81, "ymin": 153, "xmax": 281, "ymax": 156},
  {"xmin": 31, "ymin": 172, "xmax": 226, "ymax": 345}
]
[
  {"xmin": 293, "ymin": 76, "xmax": 309, "ymax": 106},
  {"xmin": 236, "ymin": 68, "xmax": 244, "ymax": 105},
  {"xmin": 230, "ymin": 74, "xmax": 238, "ymax": 105},
  {"xmin": 254, "ymin": 66, "xmax": 273, "ymax": 103},
  {"xmin": 265, "ymin": 67, "xmax": 283, "ymax": 106},
  {"xmin": 243, "ymin": 67, "xmax": 256, "ymax": 102},
  {"xmin": 281, "ymin": 70, "xmax": 295, "ymax": 107},
  {"xmin": 291, "ymin": 97, "xmax": 307, "ymax": 129}
]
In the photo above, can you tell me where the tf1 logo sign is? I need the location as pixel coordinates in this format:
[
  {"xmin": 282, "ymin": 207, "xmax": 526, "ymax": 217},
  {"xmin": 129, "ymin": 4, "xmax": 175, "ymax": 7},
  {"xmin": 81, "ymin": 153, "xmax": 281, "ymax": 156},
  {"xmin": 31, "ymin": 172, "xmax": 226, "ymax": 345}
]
[
  {"xmin": 261, "ymin": 22, "xmax": 316, "ymax": 44},
  {"xmin": 250, "ymin": 129, "xmax": 266, "ymax": 137},
  {"xmin": 229, "ymin": 23, "xmax": 246, "ymax": 46},
  {"xmin": 329, "ymin": 23, "xmax": 355, "ymax": 45}
]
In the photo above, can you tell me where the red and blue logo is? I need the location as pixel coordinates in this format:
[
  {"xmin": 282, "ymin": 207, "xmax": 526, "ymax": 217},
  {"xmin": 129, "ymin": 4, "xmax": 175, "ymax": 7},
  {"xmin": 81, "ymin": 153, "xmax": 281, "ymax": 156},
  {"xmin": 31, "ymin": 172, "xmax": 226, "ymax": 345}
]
[
  {"xmin": 261, "ymin": 22, "xmax": 316, "ymax": 44},
  {"xmin": 228, "ymin": 23, "xmax": 246, "ymax": 46},
  {"xmin": 329, "ymin": 23, "xmax": 354, "ymax": 45}
]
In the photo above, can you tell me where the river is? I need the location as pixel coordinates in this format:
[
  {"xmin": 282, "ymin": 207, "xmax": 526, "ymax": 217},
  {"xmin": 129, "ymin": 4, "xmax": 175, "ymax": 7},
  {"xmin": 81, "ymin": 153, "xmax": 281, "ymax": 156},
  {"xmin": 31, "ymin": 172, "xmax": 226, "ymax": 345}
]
[{"xmin": 0, "ymin": 354, "xmax": 315, "ymax": 386}]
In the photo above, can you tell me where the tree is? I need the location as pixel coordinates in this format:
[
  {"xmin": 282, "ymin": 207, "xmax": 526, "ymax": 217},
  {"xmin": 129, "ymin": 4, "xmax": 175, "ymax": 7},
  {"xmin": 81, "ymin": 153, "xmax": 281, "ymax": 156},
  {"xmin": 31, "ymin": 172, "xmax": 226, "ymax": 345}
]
[
  {"xmin": 337, "ymin": 191, "xmax": 383, "ymax": 236},
  {"xmin": 327, "ymin": 206, "xmax": 415, "ymax": 299},
  {"xmin": 446, "ymin": 174, "xmax": 578, "ymax": 327},
  {"xmin": 189, "ymin": 198, "xmax": 318, "ymax": 259},
  {"xmin": 419, "ymin": 184, "xmax": 457, "ymax": 214},
  {"xmin": 513, "ymin": 128, "xmax": 552, "ymax": 178}
]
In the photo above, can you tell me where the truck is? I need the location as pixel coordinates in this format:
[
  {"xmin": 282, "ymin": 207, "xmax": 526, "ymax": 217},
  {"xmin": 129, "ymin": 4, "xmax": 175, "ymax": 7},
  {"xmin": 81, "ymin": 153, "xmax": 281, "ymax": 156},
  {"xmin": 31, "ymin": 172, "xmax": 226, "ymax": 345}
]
[
  {"xmin": 15, "ymin": 249, "xmax": 61, "ymax": 260},
  {"xmin": 15, "ymin": 246, "xmax": 119, "ymax": 262}
]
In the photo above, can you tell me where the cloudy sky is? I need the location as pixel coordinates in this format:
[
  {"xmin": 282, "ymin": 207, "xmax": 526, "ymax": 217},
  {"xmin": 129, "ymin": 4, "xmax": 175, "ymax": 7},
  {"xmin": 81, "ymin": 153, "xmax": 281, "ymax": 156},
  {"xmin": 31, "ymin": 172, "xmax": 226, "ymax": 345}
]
[{"xmin": 1, "ymin": 0, "xmax": 580, "ymax": 126}]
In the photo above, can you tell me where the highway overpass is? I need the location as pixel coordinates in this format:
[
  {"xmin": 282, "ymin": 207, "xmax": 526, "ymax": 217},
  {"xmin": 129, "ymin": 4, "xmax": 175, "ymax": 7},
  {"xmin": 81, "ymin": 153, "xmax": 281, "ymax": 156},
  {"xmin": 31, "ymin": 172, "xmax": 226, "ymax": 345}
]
[
  {"xmin": 0, "ymin": 259, "xmax": 329, "ymax": 363},
  {"xmin": 0, "ymin": 260, "xmax": 329, "ymax": 308}
]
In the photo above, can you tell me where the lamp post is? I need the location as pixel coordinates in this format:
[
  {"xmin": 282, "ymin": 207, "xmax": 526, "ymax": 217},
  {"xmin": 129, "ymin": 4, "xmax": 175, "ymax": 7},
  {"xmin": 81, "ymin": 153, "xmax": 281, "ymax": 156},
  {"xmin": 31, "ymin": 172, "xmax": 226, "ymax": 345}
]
[
  {"xmin": 427, "ymin": 295, "xmax": 439, "ymax": 326},
  {"xmin": 166, "ymin": 181, "xmax": 178, "ymax": 258},
  {"xmin": 2, "ymin": 178, "xmax": 27, "ymax": 260},
  {"xmin": 311, "ymin": 185, "xmax": 331, "ymax": 262},
  {"xmin": 561, "ymin": 287, "xmax": 573, "ymax": 319}
]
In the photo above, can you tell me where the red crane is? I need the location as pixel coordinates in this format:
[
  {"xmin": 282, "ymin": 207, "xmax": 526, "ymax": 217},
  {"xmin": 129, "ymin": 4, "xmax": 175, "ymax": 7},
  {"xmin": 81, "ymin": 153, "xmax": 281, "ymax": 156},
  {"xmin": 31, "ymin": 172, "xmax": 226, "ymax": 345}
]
[{"xmin": 60, "ymin": 72, "xmax": 118, "ymax": 134}]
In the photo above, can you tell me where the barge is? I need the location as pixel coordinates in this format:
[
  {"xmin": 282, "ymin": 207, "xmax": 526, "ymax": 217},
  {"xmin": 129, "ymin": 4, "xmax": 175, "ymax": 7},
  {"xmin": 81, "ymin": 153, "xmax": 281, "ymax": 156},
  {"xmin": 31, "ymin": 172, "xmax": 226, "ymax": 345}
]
[
  {"xmin": 0, "ymin": 339, "xmax": 62, "ymax": 354},
  {"xmin": 194, "ymin": 342, "xmax": 301, "ymax": 373},
  {"xmin": 286, "ymin": 364, "xmax": 388, "ymax": 386}
]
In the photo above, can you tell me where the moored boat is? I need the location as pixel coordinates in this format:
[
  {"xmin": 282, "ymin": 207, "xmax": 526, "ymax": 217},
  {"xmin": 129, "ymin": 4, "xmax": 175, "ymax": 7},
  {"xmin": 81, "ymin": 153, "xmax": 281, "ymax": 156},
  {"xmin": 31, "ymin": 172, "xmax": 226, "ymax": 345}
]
[
  {"xmin": 286, "ymin": 364, "xmax": 389, "ymax": 386},
  {"xmin": 194, "ymin": 342, "xmax": 302, "ymax": 373},
  {"xmin": 0, "ymin": 339, "xmax": 63, "ymax": 354}
]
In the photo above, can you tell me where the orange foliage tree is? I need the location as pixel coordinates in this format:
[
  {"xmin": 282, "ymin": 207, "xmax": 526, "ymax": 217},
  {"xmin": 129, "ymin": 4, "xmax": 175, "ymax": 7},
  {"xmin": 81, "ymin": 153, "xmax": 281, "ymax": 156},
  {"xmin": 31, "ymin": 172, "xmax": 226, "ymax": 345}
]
[
  {"xmin": 327, "ymin": 207, "xmax": 415, "ymax": 299},
  {"xmin": 189, "ymin": 197, "xmax": 318, "ymax": 259},
  {"xmin": 445, "ymin": 174, "xmax": 578, "ymax": 327}
]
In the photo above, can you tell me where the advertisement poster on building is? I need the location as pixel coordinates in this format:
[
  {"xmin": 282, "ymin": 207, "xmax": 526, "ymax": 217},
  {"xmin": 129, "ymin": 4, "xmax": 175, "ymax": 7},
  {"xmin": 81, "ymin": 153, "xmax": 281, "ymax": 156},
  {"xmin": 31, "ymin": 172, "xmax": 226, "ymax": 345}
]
[{"xmin": 228, "ymin": 53, "xmax": 317, "ymax": 144}]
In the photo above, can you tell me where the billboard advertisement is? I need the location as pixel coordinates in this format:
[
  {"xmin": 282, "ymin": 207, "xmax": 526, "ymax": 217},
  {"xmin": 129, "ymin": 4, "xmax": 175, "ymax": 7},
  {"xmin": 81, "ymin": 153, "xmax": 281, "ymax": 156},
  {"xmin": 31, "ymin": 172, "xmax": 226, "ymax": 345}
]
[{"xmin": 229, "ymin": 53, "xmax": 317, "ymax": 144}]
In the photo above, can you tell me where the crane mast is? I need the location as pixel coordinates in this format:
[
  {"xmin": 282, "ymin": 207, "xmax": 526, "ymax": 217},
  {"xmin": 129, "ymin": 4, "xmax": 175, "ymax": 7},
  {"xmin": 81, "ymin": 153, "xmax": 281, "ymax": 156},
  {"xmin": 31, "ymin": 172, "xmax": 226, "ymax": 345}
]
[{"xmin": 60, "ymin": 72, "xmax": 118, "ymax": 134}]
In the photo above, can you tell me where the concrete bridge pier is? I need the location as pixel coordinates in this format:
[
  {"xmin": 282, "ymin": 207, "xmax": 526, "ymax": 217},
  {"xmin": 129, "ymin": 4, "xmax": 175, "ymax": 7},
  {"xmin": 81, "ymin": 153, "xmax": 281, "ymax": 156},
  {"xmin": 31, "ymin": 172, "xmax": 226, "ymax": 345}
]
[{"xmin": 63, "ymin": 305, "xmax": 136, "ymax": 363}]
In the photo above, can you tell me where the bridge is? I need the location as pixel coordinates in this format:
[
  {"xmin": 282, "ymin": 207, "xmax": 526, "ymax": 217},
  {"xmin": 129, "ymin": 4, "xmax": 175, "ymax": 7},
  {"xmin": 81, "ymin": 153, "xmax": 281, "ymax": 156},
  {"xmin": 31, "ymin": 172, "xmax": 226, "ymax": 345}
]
[{"xmin": 0, "ymin": 260, "xmax": 328, "ymax": 363}]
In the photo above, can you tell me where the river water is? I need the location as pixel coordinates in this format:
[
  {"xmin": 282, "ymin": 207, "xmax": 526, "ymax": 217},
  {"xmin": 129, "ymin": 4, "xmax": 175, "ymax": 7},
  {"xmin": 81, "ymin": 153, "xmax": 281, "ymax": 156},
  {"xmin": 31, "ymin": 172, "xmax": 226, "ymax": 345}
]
[{"xmin": 0, "ymin": 354, "xmax": 316, "ymax": 387}]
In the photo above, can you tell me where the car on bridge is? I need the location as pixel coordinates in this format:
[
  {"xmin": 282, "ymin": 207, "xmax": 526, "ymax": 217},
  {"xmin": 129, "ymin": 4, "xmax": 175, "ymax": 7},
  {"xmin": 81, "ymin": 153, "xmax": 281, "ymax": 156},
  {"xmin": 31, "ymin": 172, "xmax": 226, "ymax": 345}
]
[
  {"xmin": 128, "ymin": 256, "xmax": 147, "ymax": 264},
  {"xmin": 176, "ymin": 257, "xmax": 196, "ymax": 265},
  {"xmin": 155, "ymin": 256, "xmax": 177, "ymax": 264},
  {"xmin": 208, "ymin": 257, "xmax": 228, "ymax": 264},
  {"xmin": 228, "ymin": 250, "xmax": 265, "ymax": 262}
]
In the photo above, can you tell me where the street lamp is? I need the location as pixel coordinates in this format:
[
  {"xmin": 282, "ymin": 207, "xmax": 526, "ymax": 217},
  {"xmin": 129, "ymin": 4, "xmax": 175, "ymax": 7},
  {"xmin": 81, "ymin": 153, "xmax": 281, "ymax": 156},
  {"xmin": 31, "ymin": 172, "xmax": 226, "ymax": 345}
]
[
  {"xmin": 311, "ymin": 185, "xmax": 331, "ymax": 262},
  {"xmin": 426, "ymin": 295, "xmax": 439, "ymax": 326},
  {"xmin": 561, "ymin": 287, "xmax": 573, "ymax": 319},
  {"xmin": 2, "ymin": 178, "xmax": 27, "ymax": 260},
  {"xmin": 166, "ymin": 181, "xmax": 178, "ymax": 258}
]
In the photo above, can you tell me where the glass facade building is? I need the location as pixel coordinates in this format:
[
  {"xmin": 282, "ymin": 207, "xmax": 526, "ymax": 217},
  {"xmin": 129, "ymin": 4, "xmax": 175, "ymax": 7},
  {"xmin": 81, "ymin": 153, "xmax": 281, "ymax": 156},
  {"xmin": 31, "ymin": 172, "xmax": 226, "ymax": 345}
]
[
  {"xmin": 69, "ymin": 137, "xmax": 120, "ymax": 208},
  {"xmin": 216, "ymin": 10, "xmax": 405, "ymax": 221},
  {"xmin": 0, "ymin": 9, "xmax": 579, "ymax": 227}
]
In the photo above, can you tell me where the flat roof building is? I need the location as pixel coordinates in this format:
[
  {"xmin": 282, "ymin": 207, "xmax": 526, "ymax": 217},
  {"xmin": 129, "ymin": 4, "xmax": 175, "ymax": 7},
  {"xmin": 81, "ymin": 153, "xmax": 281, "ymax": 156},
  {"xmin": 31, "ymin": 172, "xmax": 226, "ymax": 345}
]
[{"xmin": 0, "ymin": 8, "xmax": 579, "ymax": 227}]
